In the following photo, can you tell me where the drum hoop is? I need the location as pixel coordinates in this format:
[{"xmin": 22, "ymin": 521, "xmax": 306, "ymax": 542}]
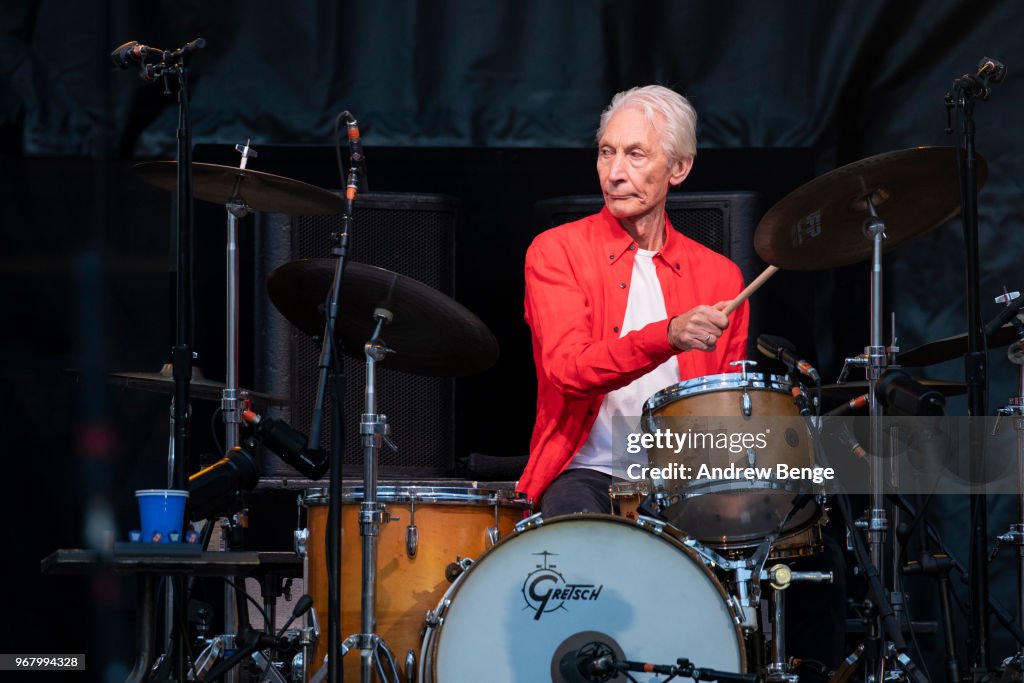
[
  {"xmin": 608, "ymin": 481, "xmax": 652, "ymax": 497},
  {"xmin": 662, "ymin": 485, "xmax": 824, "ymax": 548},
  {"xmin": 300, "ymin": 484, "xmax": 532, "ymax": 508},
  {"xmin": 642, "ymin": 371, "xmax": 791, "ymax": 416},
  {"xmin": 424, "ymin": 513, "xmax": 747, "ymax": 678}
]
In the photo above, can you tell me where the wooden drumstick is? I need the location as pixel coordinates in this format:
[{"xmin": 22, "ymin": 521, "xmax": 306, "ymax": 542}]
[{"xmin": 723, "ymin": 265, "xmax": 779, "ymax": 315}]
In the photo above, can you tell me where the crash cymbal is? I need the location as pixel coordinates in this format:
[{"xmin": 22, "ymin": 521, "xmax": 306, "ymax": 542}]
[
  {"xmin": 820, "ymin": 378, "xmax": 967, "ymax": 400},
  {"xmin": 898, "ymin": 323, "xmax": 1021, "ymax": 367},
  {"xmin": 101, "ymin": 364, "xmax": 288, "ymax": 404},
  {"xmin": 267, "ymin": 259, "xmax": 499, "ymax": 377},
  {"xmin": 134, "ymin": 161, "xmax": 342, "ymax": 215},
  {"xmin": 755, "ymin": 147, "xmax": 987, "ymax": 270}
]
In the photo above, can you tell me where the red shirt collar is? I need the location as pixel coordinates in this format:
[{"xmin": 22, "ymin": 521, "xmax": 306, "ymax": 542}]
[{"xmin": 598, "ymin": 205, "xmax": 686, "ymax": 276}]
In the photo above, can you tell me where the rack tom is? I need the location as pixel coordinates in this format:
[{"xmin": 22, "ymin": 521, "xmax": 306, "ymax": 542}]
[{"xmin": 642, "ymin": 371, "xmax": 822, "ymax": 549}]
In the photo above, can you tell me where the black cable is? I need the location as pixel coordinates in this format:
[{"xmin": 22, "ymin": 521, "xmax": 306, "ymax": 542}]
[
  {"xmin": 898, "ymin": 580, "xmax": 935, "ymax": 683},
  {"xmin": 219, "ymin": 576, "xmax": 270, "ymax": 628},
  {"xmin": 210, "ymin": 407, "xmax": 223, "ymax": 459}
]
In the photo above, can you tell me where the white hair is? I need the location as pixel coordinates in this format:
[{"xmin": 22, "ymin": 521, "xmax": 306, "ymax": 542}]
[{"xmin": 597, "ymin": 85, "xmax": 697, "ymax": 164}]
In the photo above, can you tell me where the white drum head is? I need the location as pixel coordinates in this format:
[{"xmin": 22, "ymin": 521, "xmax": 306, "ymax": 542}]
[{"xmin": 430, "ymin": 515, "xmax": 744, "ymax": 682}]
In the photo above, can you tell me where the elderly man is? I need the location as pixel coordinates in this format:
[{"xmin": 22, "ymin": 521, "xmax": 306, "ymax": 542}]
[{"xmin": 518, "ymin": 85, "xmax": 750, "ymax": 515}]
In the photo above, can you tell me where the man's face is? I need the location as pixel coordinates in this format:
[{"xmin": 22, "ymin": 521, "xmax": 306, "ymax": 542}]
[{"xmin": 597, "ymin": 107, "xmax": 692, "ymax": 222}]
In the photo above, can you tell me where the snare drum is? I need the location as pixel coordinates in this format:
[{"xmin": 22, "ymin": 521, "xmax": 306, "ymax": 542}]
[
  {"xmin": 419, "ymin": 514, "xmax": 746, "ymax": 682},
  {"xmin": 301, "ymin": 482, "xmax": 531, "ymax": 680},
  {"xmin": 643, "ymin": 371, "xmax": 821, "ymax": 549},
  {"xmin": 608, "ymin": 480, "xmax": 651, "ymax": 520}
]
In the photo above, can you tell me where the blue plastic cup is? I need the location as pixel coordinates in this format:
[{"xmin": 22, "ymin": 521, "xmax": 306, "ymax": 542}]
[{"xmin": 135, "ymin": 489, "xmax": 189, "ymax": 543}]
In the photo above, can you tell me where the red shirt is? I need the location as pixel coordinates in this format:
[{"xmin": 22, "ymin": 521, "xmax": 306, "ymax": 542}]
[{"xmin": 517, "ymin": 207, "xmax": 749, "ymax": 503}]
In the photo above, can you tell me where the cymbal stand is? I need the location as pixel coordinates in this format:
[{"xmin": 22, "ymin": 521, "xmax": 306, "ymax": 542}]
[
  {"xmin": 216, "ymin": 140, "xmax": 258, "ymax": 683},
  {"xmin": 853, "ymin": 196, "xmax": 924, "ymax": 681},
  {"xmin": 992, "ymin": 314, "xmax": 1024, "ymax": 670},
  {"xmin": 341, "ymin": 309, "xmax": 400, "ymax": 683}
]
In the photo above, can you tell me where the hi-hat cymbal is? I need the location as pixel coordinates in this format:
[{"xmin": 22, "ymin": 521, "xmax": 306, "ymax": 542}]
[
  {"xmin": 134, "ymin": 161, "xmax": 342, "ymax": 215},
  {"xmin": 898, "ymin": 323, "xmax": 1021, "ymax": 367},
  {"xmin": 755, "ymin": 147, "xmax": 987, "ymax": 270},
  {"xmin": 268, "ymin": 259, "xmax": 499, "ymax": 377},
  {"xmin": 100, "ymin": 364, "xmax": 288, "ymax": 404},
  {"xmin": 820, "ymin": 378, "xmax": 967, "ymax": 400}
]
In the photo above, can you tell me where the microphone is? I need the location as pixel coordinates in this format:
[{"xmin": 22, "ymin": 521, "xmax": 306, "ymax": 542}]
[
  {"xmin": 976, "ymin": 57, "xmax": 1007, "ymax": 83},
  {"xmin": 345, "ymin": 114, "xmax": 366, "ymax": 200},
  {"xmin": 955, "ymin": 56, "xmax": 1007, "ymax": 99},
  {"xmin": 188, "ymin": 447, "xmax": 260, "ymax": 519},
  {"xmin": 110, "ymin": 41, "xmax": 164, "ymax": 68},
  {"xmin": 790, "ymin": 386, "xmax": 812, "ymax": 416},
  {"xmin": 983, "ymin": 296, "xmax": 1024, "ymax": 336},
  {"xmin": 346, "ymin": 115, "xmax": 365, "ymax": 168},
  {"xmin": 824, "ymin": 393, "xmax": 870, "ymax": 417},
  {"xmin": 558, "ymin": 641, "xmax": 618, "ymax": 683},
  {"xmin": 757, "ymin": 334, "xmax": 821, "ymax": 383},
  {"xmin": 242, "ymin": 410, "xmax": 329, "ymax": 480},
  {"xmin": 875, "ymin": 370, "xmax": 945, "ymax": 417}
]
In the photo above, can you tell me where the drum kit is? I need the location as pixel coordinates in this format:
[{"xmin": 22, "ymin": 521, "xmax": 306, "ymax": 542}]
[{"xmin": 84, "ymin": 63, "xmax": 1024, "ymax": 681}]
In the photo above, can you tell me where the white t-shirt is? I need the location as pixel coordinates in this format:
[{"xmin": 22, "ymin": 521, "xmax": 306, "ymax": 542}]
[{"xmin": 570, "ymin": 248, "xmax": 679, "ymax": 474}]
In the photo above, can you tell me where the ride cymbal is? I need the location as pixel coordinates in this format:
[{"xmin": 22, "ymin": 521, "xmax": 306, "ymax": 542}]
[
  {"xmin": 135, "ymin": 161, "xmax": 342, "ymax": 215},
  {"xmin": 267, "ymin": 259, "xmax": 499, "ymax": 377},
  {"xmin": 755, "ymin": 147, "xmax": 987, "ymax": 270},
  {"xmin": 898, "ymin": 323, "xmax": 1021, "ymax": 367}
]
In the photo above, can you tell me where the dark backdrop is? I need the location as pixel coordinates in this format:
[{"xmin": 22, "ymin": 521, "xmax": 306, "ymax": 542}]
[{"xmin": 2, "ymin": 1, "xmax": 1023, "ymax": 681}]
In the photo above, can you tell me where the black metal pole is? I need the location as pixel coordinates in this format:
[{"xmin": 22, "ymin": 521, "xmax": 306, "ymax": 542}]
[
  {"xmin": 956, "ymin": 89, "xmax": 991, "ymax": 676},
  {"xmin": 171, "ymin": 63, "xmax": 193, "ymax": 494}
]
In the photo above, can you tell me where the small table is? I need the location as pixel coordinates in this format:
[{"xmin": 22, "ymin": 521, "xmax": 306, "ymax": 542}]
[{"xmin": 41, "ymin": 549, "xmax": 302, "ymax": 683}]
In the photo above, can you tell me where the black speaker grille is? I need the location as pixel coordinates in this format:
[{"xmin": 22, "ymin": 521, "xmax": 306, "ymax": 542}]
[
  {"xmin": 537, "ymin": 195, "xmax": 729, "ymax": 256},
  {"xmin": 266, "ymin": 193, "xmax": 458, "ymax": 477}
]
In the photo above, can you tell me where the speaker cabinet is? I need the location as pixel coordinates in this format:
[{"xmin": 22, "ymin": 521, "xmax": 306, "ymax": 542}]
[{"xmin": 254, "ymin": 193, "xmax": 459, "ymax": 480}]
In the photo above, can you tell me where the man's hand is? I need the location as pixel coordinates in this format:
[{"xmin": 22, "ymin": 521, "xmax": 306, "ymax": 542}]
[{"xmin": 668, "ymin": 301, "xmax": 731, "ymax": 352}]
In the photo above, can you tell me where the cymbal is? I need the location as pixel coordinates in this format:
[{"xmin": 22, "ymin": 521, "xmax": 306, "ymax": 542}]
[
  {"xmin": 134, "ymin": 161, "xmax": 342, "ymax": 215},
  {"xmin": 101, "ymin": 364, "xmax": 288, "ymax": 404},
  {"xmin": 755, "ymin": 147, "xmax": 987, "ymax": 270},
  {"xmin": 267, "ymin": 259, "xmax": 499, "ymax": 377},
  {"xmin": 819, "ymin": 378, "xmax": 967, "ymax": 400},
  {"xmin": 898, "ymin": 323, "xmax": 1021, "ymax": 367}
]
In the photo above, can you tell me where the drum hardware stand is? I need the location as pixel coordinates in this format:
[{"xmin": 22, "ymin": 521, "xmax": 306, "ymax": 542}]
[
  {"xmin": 764, "ymin": 564, "xmax": 833, "ymax": 683},
  {"xmin": 218, "ymin": 140, "xmax": 258, "ymax": 683},
  {"xmin": 339, "ymin": 309, "xmax": 401, "ymax": 683},
  {"xmin": 847, "ymin": 193, "xmax": 929, "ymax": 682},
  {"xmin": 989, "ymin": 294, "xmax": 1024, "ymax": 673},
  {"xmin": 903, "ymin": 551, "xmax": 962, "ymax": 683}
]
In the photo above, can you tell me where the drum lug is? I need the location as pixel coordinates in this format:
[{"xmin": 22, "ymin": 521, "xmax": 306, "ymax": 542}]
[
  {"xmin": 406, "ymin": 523, "xmax": 419, "ymax": 558},
  {"xmin": 634, "ymin": 515, "xmax": 667, "ymax": 536},
  {"xmin": 741, "ymin": 389, "xmax": 752, "ymax": 417},
  {"xmin": 515, "ymin": 511, "xmax": 544, "ymax": 533},
  {"xmin": 405, "ymin": 650, "xmax": 417, "ymax": 683},
  {"xmin": 486, "ymin": 526, "xmax": 501, "ymax": 546},
  {"xmin": 425, "ymin": 598, "xmax": 450, "ymax": 628},
  {"xmin": 294, "ymin": 528, "xmax": 308, "ymax": 559}
]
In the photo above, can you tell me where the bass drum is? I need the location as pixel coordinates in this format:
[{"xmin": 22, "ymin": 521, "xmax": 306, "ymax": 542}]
[{"xmin": 420, "ymin": 514, "xmax": 746, "ymax": 682}]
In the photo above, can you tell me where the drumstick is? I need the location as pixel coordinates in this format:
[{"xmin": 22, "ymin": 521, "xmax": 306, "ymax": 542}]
[{"xmin": 723, "ymin": 265, "xmax": 778, "ymax": 315}]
